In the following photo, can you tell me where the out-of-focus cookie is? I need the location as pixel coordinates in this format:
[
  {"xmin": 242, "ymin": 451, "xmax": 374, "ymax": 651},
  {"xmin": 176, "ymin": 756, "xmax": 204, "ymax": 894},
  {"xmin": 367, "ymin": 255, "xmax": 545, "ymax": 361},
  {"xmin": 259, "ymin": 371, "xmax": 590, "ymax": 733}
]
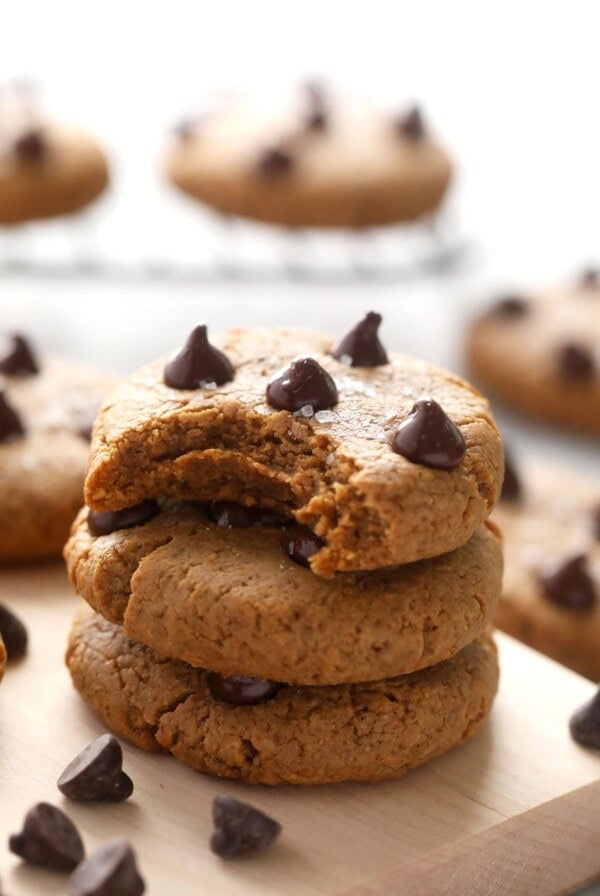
[
  {"xmin": 66, "ymin": 608, "xmax": 499, "ymax": 785},
  {"xmin": 466, "ymin": 272, "xmax": 600, "ymax": 435},
  {"xmin": 165, "ymin": 84, "xmax": 452, "ymax": 228}
]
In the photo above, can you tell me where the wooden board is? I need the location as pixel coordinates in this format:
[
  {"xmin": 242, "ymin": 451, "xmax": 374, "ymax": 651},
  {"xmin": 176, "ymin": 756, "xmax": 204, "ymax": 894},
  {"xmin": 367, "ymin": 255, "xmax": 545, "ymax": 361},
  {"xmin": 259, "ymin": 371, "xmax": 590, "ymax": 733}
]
[{"xmin": 0, "ymin": 562, "xmax": 599, "ymax": 896}]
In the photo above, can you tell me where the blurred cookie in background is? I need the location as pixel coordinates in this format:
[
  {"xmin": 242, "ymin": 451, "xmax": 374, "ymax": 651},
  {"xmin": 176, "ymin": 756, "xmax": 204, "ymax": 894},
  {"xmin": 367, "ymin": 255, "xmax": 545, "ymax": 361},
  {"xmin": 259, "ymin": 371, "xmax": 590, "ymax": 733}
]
[
  {"xmin": 0, "ymin": 81, "xmax": 109, "ymax": 225},
  {"xmin": 493, "ymin": 453, "xmax": 600, "ymax": 680},
  {"xmin": 466, "ymin": 270, "xmax": 600, "ymax": 436},
  {"xmin": 164, "ymin": 82, "xmax": 453, "ymax": 229}
]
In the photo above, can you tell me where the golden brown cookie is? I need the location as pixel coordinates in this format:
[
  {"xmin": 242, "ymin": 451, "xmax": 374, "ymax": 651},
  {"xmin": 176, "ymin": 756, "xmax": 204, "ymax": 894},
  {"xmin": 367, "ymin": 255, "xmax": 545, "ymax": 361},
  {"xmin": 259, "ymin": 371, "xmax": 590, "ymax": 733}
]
[
  {"xmin": 165, "ymin": 86, "xmax": 452, "ymax": 228},
  {"xmin": 466, "ymin": 275, "xmax": 600, "ymax": 435},
  {"xmin": 66, "ymin": 609, "xmax": 499, "ymax": 785},
  {"xmin": 84, "ymin": 325, "xmax": 503, "ymax": 577},
  {"xmin": 65, "ymin": 501, "xmax": 502, "ymax": 685},
  {"xmin": 493, "ymin": 460, "xmax": 600, "ymax": 679}
]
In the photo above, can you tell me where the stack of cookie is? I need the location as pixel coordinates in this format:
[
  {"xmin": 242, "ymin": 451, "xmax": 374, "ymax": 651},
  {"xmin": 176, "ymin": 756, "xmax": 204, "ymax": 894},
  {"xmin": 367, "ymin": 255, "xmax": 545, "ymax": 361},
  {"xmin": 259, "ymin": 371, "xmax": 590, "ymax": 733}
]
[{"xmin": 65, "ymin": 316, "xmax": 504, "ymax": 785}]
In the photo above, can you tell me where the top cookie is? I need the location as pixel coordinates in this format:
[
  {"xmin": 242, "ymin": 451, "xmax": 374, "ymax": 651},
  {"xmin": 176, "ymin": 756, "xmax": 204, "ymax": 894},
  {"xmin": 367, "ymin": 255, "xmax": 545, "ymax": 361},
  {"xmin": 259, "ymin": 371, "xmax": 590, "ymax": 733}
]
[
  {"xmin": 165, "ymin": 85, "xmax": 452, "ymax": 229},
  {"xmin": 85, "ymin": 321, "xmax": 503, "ymax": 576}
]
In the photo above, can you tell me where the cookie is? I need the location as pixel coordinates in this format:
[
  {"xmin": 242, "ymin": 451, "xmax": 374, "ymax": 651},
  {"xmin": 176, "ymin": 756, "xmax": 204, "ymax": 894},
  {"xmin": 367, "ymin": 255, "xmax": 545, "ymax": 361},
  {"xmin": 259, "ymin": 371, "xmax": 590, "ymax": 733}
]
[
  {"xmin": 165, "ymin": 85, "xmax": 452, "ymax": 228},
  {"xmin": 84, "ymin": 323, "xmax": 503, "ymax": 577},
  {"xmin": 65, "ymin": 500, "xmax": 502, "ymax": 685},
  {"xmin": 0, "ymin": 633, "xmax": 5, "ymax": 682},
  {"xmin": 466, "ymin": 273, "xmax": 600, "ymax": 435},
  {"xmin": 493, "ymin": 460, "xmax": 600, "ymax": 679},
  {"xmin": 66, "ymin": 609, "xmax": 499, "ymax": 785},
  {"xmin": 0, "ymin": 337, "xmax": 115, "ymax": 561}
]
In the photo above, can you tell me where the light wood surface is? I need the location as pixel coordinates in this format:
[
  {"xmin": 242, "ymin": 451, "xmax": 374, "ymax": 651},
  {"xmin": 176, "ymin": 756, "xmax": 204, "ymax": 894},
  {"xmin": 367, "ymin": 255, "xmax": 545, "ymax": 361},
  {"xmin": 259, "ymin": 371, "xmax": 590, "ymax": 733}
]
[{"xmin": 0, "ymin": 562, "xmax": 599, "ymax": 896}]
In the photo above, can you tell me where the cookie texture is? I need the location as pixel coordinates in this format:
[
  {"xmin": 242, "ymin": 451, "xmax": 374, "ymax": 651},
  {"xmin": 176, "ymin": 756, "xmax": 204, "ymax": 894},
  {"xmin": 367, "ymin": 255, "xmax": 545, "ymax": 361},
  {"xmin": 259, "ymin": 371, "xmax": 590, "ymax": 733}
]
[
  {"xmin": 65, "ymin": 502, "xmax": 502, "ymax": 685},
  {"xmin": 165, "ymin": 89, "xmax": 452, "ymax": 228},
  {"xmin": 466, "ymin": 281, "xmax": 600, "ymax": 435},
  {"xmin": 0, "ymin": 633, "xmax": 5, "ymax": 681},
  {"xmin": 493, "ymin": 463, "xmax": 600, "ymax": 679},
  {"xmin": 66, "ymin": 609, "xmax": 499, "ymax": 785},
  {"xmin": 84, "ymin": 328, "xmax": 503, "ymax": 577}
]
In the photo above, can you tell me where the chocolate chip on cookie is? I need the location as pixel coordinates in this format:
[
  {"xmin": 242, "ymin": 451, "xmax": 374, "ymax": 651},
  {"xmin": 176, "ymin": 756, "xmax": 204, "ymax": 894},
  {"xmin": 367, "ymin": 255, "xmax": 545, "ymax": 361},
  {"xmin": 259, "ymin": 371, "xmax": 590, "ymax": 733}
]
[
  {"xmin": 87, "ymin": 500, "xmax": 160, "ymax": 537},
  {"xmin": 570, "ymin": 689, "xmax": 600, "ymax": 748},
  {"xmin": 557, "ymin": 342, "xmax": 595, "ymax": 380},
  {"xmin": 392, "ymin": 398, "xmax": 466, "ymax": 471},
  {"xmin": 9, "ymin": 803, "xmax": 84, "ymax": 871},
  {"xmin": 164, "ymin": 324, "xmax": 234, "ymax": 390},
  {"xmin": 500, "ymin": 451, "xmax": 521, "ymax": 502},
  {"xmin": 0, "ymin": 604, "xmax": 28, "ymax": 660},
  {"xmin": 13, "ymin": 128, "xmax": 47, "ymax": 164},
  {"xmin": 256, "ymin": 146, "xmax": 293, "ymax": 178},
  {"xmin": 579, "ymin": 267, "xmax": 600, "ymax": 290},
  {"xmin": 490, "ymin": 295, "xmax": 530, "ymax": 317},
  {"xmin": 287, "ymin": 524, "xmax": 324, "ymax": 567},
  {"xmin": 267, "ymin": 357, "xmax": 338, "ymax": 412},
  {"xmin": 208, "ymin": 672, "xmax": 281, "ymax": 706},
  {"xmin": 539, "ymin": 554, "xmax": 596, "ymax": 610},
  {"xmin": 396, "ymin": 105, "xmax": 425, "ymax": 140},
  {"xmin": 331, "ymin": 311, "xmax": 388, "ymax": 367},
  {"xmin": 68, "ymin": 839, "xmax": 145, "ymax": 896},
  {"xmin": 0, "ymin": 333, "xmax": 39, "ymax": 375},
  {"xmin": 0, "ymin": 391, "xmax": 25, "ymax": 442},
  {"xmin": 58, "ymin": 734, "xmax": 133, "ymax": 802},
  {"xmin": 210, "ymin": 796, "xmax": 281, "ymax": 859}
]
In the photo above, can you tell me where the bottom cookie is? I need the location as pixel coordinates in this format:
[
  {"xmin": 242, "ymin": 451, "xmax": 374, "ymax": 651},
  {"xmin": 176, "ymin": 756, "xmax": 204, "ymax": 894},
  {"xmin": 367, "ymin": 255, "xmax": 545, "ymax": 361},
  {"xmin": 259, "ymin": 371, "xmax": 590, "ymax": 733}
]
[{"xmin": 66, "ymin": 609, "xmax": 499, "ymax": 786}]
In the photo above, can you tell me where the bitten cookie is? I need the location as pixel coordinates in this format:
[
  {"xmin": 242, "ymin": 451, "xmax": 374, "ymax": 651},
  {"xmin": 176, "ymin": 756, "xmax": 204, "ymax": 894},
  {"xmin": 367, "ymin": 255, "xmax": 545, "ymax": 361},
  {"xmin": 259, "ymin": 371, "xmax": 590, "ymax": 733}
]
[
  {"xmin": 65, "ymin": 501, "xmax": 502, "ymax": 685},
  {"xmin": 165, "ymin": 84, "xmax": 452, "ymax": 228},
  {"xmin": 466, "ymin": 272, "xmax": 600, "ymax": 435},
  {"xmin": 0, "ymin": 335, "xmax": 115, "ymax": 561},
  {"xmin": 493, "ymin": 458, "xmax": 600, "ymax": 679},
  {"xmin": 84, "ymin": 321, "xmax": 503, "ymax": 577},
  {"xmin": 66, "ymin": 609, "xmax": 499, "ymax": 785}
]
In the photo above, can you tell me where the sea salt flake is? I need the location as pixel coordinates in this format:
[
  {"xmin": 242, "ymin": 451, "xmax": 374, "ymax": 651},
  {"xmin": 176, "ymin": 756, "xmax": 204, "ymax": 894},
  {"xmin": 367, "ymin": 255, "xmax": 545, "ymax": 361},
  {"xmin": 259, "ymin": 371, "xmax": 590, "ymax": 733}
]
[
  {"xmin": 339, "ymin": 354, "xmax": 352, "ymax": 366},
  {"xmin": 293, "ymin": 404, "xmax": 314, "ymax": 418},
  {"xmin": 314, "ymin": 410, "xmax": 335, "ymax": 424},
  {"xmin": 325, "ymin": 453, "xmax": 335, "ymax": 466},
  {"xmin": 200, "ymin": 380, "xmax": 217, "ymax": 390}
]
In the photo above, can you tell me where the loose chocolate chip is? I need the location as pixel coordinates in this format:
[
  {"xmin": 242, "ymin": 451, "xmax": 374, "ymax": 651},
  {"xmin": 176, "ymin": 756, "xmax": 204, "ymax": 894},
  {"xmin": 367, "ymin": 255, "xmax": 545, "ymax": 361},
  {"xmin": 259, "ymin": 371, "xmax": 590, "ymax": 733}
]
[
  {"xmin": 58, "ymin": 734, "xmax": 133, "ymax": 803},
  {"xmin": 331, "ymin": 311, "xmax": 388, "ymax": 367},
  {"xmin": 490, "ymin": 295, "xmax": 530, "ymax": 317},
  {"xmin": 13, "ymin": 128, "xmax": 46, "ymax": 163},
  {"xmin": 0, "ymin": 604, "xmax": 27, "ymax": 660},
  {"xmin": 287, "ymin": 525, "xmax": 324, "ymax": 567},
  {"xmin": 87, "ymin": 500, "xmax": 160, "ymax": 537},
  {"xmin": 208, "ymin": 673, "xmax": 281, "ymax": 706},
  {"xmin": 9, "ymin": 803, "xmax": 84, "ymax": 872},
  {"xmin": 164, "ymin": 324, "xmax": 234, "ymax": 390},
  {"xmin": 579, "ymin": 267, "xmax": 600, "ymax": 290},
  {"xmin": 257, "ymin": 146, "xmax": 293, "ymax": 177},
  {"xmin": 396, "ymin": 105, "xmax": 425, "ymax": 140},
  {"xmin": 0, "ymin": 334, "xmax": 39, "ymax": 376},
  {"xmin": 267, "ymin": 357, "xmax": 338, "ymax": 412},
  {"xmin": 500, "ymin": 450, "xmax": 521, "ymax": 502},
  {"xmin": 539, "ymin": 554, "xmax": 596, "ymax": 610},
  {"xmin": 557, "ymin": 342, "xmax": 595, "ymax": 380},
  {"xmin": 210, "ymin": 795, "xmax": 281, "ymax": 859},
  {"xmin": 0, "ymin": 391, "xmax": 25, "ymax": 443},
  {"xmin": 570, "ymin": 689, "xmax": 600, "ymax": 748},
  {"xmin": 208, "ymin": 501, "xmax": 287, "ymax": 528},
  {"xmin": 68, "ymin": 839, "xmax": 145, "ymax": 896},
  {"xmin": 392, "ymin": 398, "xmax": 466, "ymax": 471}
]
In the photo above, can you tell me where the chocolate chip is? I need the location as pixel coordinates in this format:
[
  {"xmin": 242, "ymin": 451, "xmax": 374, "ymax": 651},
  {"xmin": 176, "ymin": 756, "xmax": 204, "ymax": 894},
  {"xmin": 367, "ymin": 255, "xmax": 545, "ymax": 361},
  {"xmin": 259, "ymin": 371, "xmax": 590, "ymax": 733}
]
[
  {"xmin": 0, "ymin": 334, "xmax": 39, "ymax": 375},
  {"xmin": 210, "ymin": 795, "xmax": 281, "ymax": 859},
  {"xmin": 256, "ymin": 147, "xmax": 293, "ymax": 177},
  {"xmin": 208, "ymin": 501, "xmax": 287, "ymax": 528},
  {"xmin": 58, "ymin": 735, "xmax": 133, "ymax": 803},
  {"xmin": 13, "ymin": 127, "xmax": 46, "ymax": 163},
  {"xmin": 331, "ymin": 311, "xmax": 388, "ymax": 367},
  {"xmin": 267, "ymin": 357, "xmax": 338, "ymax": 412},
  {"xmin": 207, "ymin": 673, "xmax": 281, "ymax": 706},
  {"xmin": 9, "ymin": 803, "xmax": 84, "ymax": 872},
  {"xmin": 287, "ymin": 525, "xmax": 324, "ymax": 567},
  {"xmin": 539, "ymin": 554, "xmax": 596, "ymax": 610},
  {"xmin": 0, "ymin": 391, "xmax": 25, "ymax": 443},
  {"xmin": 579, "ymin": 267, "xmax": 600, "ymax": 290},
  {"xmin": 557, "ymin": 343, "xmax": 595, "ymax": 380},
  {"xmin": 396, "ymin": 105, "xmax": 425, "ymax": 140},
  {"xmin": 87, "ymin": 500, "xmax": 160, "ymax": 537},
  {"xmin": 0, "ymin": 604, "xmax": 27, "ymax": 660},
  {"xmin": 164, "ymin": 324, "xmax": 234, "ymax": 390},
  {"xmin": 392, "ymin": 398, "xmax": 466, "ymax": 471},
  {"xmin": 500, "ymin": 450, "xmax": 521, "ymax": 502},
  {"xmin": 490, "ymin": 295, "xmax": 530, "ymax": 317},
  {"xmin": 68, "ymin": 839, "xmax": 145, "ymax": 896},
  {"xmin": 570, "ymin": 689, "xmax": 600, "ymax": 748}
]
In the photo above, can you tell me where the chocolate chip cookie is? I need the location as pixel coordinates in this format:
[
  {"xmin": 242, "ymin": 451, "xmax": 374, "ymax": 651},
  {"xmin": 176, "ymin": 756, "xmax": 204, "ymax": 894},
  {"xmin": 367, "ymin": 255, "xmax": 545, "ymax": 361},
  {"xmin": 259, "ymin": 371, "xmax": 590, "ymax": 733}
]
[{"xmin": 66, "ymin": 608, "xmax": 499, "ymax": 785}]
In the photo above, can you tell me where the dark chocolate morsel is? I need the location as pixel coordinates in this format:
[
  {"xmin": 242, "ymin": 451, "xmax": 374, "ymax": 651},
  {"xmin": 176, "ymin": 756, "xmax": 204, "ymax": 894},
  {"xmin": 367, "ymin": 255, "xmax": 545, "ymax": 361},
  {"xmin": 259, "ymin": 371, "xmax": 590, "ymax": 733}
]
[
  {"xmin": 58, "ymin": 734, "xmax": 133, "ymax": 803},
  {"xmin": 396, "ymin": 105, "xmax": 425, "ymax": 140},
  {"xmin": 570, "ymin": 689, "xmax": 600, "ymax": 748},
  {"xmin": 579, "ymin": 267, "xmax": 600, "ymax": 290},
  {"xmin": 208, "ymin": 501, "xmax": 287, "ymax": 528},
  {"xmin": 256, "ymin": 146, "xmax": 293, "ymax": 177},
  {"xmin": 0, "ymin": 604, "xmax": 28, "ymax": 660},
  {"xmin": 68, "ymin": 839, "xmax": 145, "ymax": 896},
  {"xmin": 210, "ymin": 795, "xmax": 281, "ymax": 859},
  {"xmin": 539, "ymin": 554, "xmax": 596, "ymax": 610},
  {"xmin": 266, "ymin": 357, "xmax": 338, "ymax": 412},
  {"xmin": 0, "ymin": 391, "xmax": 25, "ymax": 443},
  {"xmin": 490, "ymin": 295, "xmax": 530, "ymax": 317},
  {"xmin": 557, "ymin": 342, "xmax": 595, "ymax": 380},
  {"xmin": 87, "ymin": 500, "xmax": 160, "ymax": 537},
  {"xmin": 9, "ymin": 803, "xmax": 84, "ymax": 872},
  {"xmin": 13, "ymin": 128, "xmax": 46, "ymax": 163},
  {"xmin": 392, "ymin": 398, "xmax": 466, "ymax": 471},
  {"xmin": 207, "ymin": 673, "xmax": 281, "ymax": 706},
  {"xmin": 500, "ymin": 450, "xmax": 521, "ymax": 502},
  {"xmin": 164, "ymin": 324, "xmax": 234, "ymax": 390},
  {"xmin": 287, "ymin": 525, "xmax": 324, "ymax": 567},
  {"xmin": 331, "ymin": 311, "xmax": 388, "ymax": 367},
  {"xmin": 0, "ymin": 333, "xmax": 39, "ymax": 375}
]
